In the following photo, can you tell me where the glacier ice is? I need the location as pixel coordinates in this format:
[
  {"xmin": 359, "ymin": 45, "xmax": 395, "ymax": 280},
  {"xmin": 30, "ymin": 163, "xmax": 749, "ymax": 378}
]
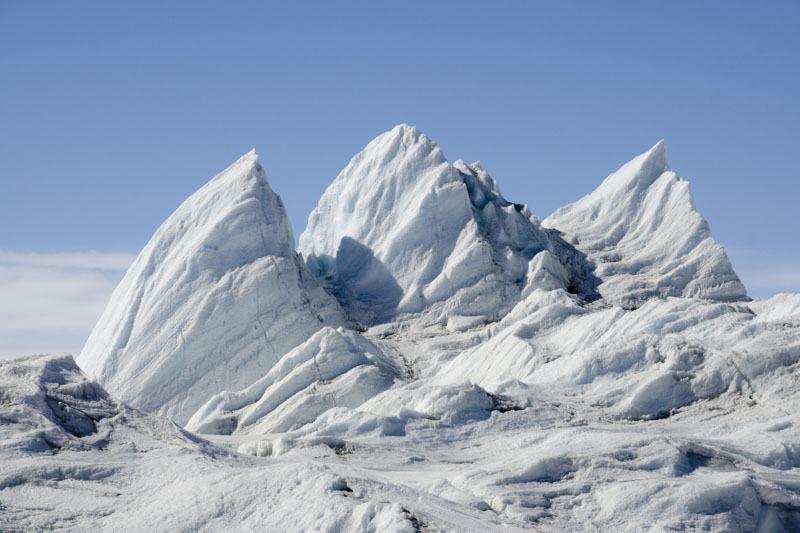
[
  {"xmin": 0, "ymin": 354, "xmax": 470, "ymax": 532},
  {"xmin": 543, "ymin": 140, "xmax": 747, "ymax": 308},
  {"xmin": 299, "ymin": 124, "xmax": 591, "ymax": 326},
  {"xmin": 187, "ymin": 327, "xmax": 398, "ymax": 434},
  {"xmin": 77, "ymin": 150, "xmax": 347, "ymax": 425},
  {"xmin": 7, "ymin": 126, "xmax": 800, "ymax": 531},
  {"xmin": 750, "ymin": 292, "xmax": 800, "ymax": 323}
]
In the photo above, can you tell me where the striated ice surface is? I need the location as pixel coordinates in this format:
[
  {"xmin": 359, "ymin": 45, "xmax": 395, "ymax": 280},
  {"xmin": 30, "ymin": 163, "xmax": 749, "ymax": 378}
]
[
  {"xmin": 299, "ymin": 124, "xmax": 586, "ymax": 326},
  {"xmin": 543, "ymin": 140, "xmax": 747, "ymax": 308},
  {"xmin": 434, "ymin": 293, "xmax": 800, "ymax": 420},
  {"xmin": 77, "ymin": 150, "xmax": 347, "ymax": 425},
  {"xmin": 187, "ymin": 327, "xmax": 398, "ymax": 435},
  {"xmin": 9, "ymin": 126, "xmax": 799, "ymax": 531},
  {"xmin": 0, "ymin": 354, "xmax": 480, "ymax": 532}
]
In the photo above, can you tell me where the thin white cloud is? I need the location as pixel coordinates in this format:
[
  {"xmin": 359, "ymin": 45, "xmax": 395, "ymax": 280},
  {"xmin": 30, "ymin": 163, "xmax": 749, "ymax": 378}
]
[
  {"xmin": 0, "ymin": 251, "xmax": 134, "ymax": 359},
  {"xmin": 0, "ymin": 250, "xmax": 136, "ymax": 270}
]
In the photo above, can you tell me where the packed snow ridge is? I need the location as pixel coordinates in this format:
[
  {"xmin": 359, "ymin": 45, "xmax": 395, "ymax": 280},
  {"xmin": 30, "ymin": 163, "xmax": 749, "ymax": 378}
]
[{"xmin": 4, "ymin": 125, "xmax": 799, "ymax": 531}]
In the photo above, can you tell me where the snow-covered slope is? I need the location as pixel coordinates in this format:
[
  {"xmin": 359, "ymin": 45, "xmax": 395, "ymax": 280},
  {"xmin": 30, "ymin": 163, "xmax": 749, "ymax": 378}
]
[
  {"xmin": 543, "ymin": 141, "xmax": 747, "ymax": 308},
  {"xmin": 78, "ymin": 150, "xmax": 347, "ymax": 425},
  {"xmin": 299, "ymin": 124, "xmax": 584, "ymax": 326}
]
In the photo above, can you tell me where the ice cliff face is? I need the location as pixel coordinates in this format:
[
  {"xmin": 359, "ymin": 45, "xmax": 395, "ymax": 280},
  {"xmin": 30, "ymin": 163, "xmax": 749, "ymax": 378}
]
[
  {"xmin": 298, "ymin": 124, "xmax": 582, "ymax": 326},
  {"xmin": 543, "ymin": 140, "xmax": 747, "ymax": 308},
  {"xmin": 78, "ymin": 150, "xmax": 347, "ymax": 425}
]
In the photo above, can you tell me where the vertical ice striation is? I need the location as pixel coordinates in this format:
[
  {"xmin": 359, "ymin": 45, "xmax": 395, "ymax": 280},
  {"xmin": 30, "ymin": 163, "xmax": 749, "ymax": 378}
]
[
  {"xmin": 299, "ymin": 124, "xmax": 570, "ymax": 326},
  {"xmin": 543, "ymin": 140, "xmax": 747, "ymax": 308},
  {"xmin": 78, "ymin": 150, "xmax": 347, "ymax": 425}
]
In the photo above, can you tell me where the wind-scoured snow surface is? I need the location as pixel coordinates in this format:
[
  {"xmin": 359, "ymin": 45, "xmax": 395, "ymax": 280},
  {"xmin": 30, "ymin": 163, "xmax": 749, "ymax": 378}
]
[{"xmin": 8, "ymin": 127, "xmax": 800, "ymax": 531}]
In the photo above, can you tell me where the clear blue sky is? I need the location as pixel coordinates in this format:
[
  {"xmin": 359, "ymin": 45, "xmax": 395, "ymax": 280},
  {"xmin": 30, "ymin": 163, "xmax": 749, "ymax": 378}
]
[{"xmin": 0, "ymin": 1, "xmax": 798, "ymax": 355}]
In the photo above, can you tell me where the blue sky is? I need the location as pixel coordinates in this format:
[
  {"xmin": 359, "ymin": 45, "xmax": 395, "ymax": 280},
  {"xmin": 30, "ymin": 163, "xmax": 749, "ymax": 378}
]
[{"xmin": 1, "ymin": 1, "xmax": 798, "ymax": 356}]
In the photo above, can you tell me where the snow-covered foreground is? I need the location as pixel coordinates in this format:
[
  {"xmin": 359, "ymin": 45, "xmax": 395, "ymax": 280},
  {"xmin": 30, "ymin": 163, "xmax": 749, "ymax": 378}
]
[
  {"xmin": 3, "ymin": 343, "xmax": 799, "ymax": 531},
  {"xmin": 4, "ymin": 126, "xmax": 800, "ymax": 531},
  {"xmin": 1, "ymin": 354, "xmax": 489, "ymax": 531}
]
